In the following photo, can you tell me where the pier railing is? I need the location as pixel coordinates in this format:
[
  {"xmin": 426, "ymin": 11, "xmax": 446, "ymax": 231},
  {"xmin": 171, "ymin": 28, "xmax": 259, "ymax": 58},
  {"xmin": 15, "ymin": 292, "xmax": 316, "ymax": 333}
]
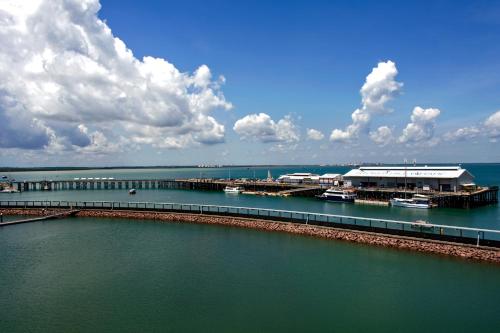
[{"xmin": 1, "ymin": 200, "xmax": 500, "ymax": 247}]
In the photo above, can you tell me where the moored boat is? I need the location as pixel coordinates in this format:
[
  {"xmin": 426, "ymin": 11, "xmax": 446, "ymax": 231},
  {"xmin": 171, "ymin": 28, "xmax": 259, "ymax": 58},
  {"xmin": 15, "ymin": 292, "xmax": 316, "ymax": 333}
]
[
  {"xmin": 0, "ymin": 188, "xmax": 19, "ymax": 193},
  {"xmin": 316, "ymin": 188, "xmax": 356, "ymax": 203},
  {"xmin": 224, "ymin": 186, "xmax": 243, "ymax": 194},
  {"xmin": 390, "ymin": 194, "xmax": 431, "ymax": 209}
]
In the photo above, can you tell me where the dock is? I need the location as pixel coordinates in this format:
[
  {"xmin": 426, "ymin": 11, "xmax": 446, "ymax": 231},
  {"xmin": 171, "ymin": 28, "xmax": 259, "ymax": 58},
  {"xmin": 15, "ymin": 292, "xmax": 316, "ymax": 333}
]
[
  {"xmin": 276, "ymin": 186, "xmax": 323, "ymax": 197},
  {"xmin": 0, "ymin": 209, "xmax": 80, "ymax": 227},
  {"xmin": 355, "ymin": 186, "xmax": 498, "ymax": 208}
]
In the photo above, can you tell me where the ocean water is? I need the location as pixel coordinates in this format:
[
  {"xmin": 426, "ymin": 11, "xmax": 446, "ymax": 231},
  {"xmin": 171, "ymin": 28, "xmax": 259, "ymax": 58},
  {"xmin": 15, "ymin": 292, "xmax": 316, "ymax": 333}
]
[
  {"xmin": 1, "ymin": 217, "xmax": 499, "ymax": 332},
  {"xmin": 1, "ymin": 164, "xmax": 499, "ymax": 230},
  {"xmin": 1, "ymin": 165, "xmax": 500, "ymax": 332}
]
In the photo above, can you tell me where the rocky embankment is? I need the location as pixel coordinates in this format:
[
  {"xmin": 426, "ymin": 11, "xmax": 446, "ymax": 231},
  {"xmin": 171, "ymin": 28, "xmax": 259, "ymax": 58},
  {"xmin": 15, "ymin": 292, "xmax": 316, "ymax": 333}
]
[{"xmin": 1, "ymin": 208, "xmax": 499, "ymax": 263}]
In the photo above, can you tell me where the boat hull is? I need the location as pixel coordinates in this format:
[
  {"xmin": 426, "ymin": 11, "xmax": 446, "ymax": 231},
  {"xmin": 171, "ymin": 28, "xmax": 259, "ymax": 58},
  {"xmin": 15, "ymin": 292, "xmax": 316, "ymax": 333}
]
[
  {"xmin": 316, "ymin": 195, "xmax": 355, "ymax": 203},
  {"xmin": 390, "ymin": 199, "xmax": 430, "ymax": 209}
]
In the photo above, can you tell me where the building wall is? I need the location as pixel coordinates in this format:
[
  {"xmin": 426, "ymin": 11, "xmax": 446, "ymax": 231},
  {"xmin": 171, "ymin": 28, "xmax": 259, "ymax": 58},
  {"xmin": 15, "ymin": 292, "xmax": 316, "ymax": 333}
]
[{"xmin": 345, "ymin": 173, "xmax": 474, "ymax": 192}]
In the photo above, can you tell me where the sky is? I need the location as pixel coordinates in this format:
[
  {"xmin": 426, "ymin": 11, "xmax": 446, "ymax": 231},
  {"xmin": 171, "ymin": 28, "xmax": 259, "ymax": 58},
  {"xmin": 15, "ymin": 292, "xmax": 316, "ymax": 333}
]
[{"xmin": 0, "ymin": 0, "xmax": 499, "ymax": 166}]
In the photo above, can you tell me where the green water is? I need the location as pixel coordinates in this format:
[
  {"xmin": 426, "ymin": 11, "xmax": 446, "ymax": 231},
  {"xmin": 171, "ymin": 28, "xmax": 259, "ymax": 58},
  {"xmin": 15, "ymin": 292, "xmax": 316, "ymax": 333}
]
[
  {"xmin": 1, "ymin": 217, "xmax": 499, "ymax": 332},
  {"xmin": 1, "ymin": 165, "xmax": 500, "ymax": 331}
]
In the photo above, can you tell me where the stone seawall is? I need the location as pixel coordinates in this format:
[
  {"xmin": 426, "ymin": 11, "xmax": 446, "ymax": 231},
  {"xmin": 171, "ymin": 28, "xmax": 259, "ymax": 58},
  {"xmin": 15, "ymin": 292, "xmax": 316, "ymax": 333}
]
[{"xmin": 1, "ymin": 208, "xmax": 499, "ymax": 263}]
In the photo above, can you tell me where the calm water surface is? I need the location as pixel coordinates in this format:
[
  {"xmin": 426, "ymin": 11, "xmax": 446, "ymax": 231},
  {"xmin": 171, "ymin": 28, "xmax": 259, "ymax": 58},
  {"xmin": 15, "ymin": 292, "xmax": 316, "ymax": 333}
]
[
  {"xmin": 1, "ymin": 165, "xmax": 500, "ymax": 331},
  {"xmin": 1, "ymin": 217, "xmax": 499, "ymax": 332}
]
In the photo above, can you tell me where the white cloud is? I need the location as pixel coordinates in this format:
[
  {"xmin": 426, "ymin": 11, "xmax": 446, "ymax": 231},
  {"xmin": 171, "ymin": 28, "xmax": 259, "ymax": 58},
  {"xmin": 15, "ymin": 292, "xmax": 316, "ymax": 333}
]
[
  {"xmin": 233, "ymin": 113, "xmax": 299, "ymax": 143},
  {"xmin": 330, "ymin": 60, "xmax": 402, "ymax": 142},
  {"xmin": 443, "ymin": 110, "xmax": 500, "ymax": 143},
  {"xmin": 443, "ymin": 126, "xmax": 481, "ymax": 141},
  {"xmin": 399, "ymin": 107, "xmax": 441, "ymax": 144},
  {"xmin": 0, "ymin": 0, "xmax": 232, "ymax": 153},
  {"xmin": 369, "ymin": 126, "xmax": 393, "ymax": 146},
  {"xmin": 484, "ymin": 110, "xmax": 500, "ymax": 138},
  {"xmin": 306, "ymin": 128, "xmax": 324, "ymax": 140}
]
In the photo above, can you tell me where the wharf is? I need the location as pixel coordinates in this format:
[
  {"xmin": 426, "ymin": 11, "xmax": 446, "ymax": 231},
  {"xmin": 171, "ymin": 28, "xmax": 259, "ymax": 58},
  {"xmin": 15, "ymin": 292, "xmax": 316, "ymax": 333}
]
[
  {"xmin": 9, "ymin": 178, "xmax": 314, "ymax": 195},
  {"xmin": 356, "ymin": 186, "xmax": 498, "ymax": 208},
  {"xmin": 7, "ymin": 178, "xmax": 499, "ymax": 208}
]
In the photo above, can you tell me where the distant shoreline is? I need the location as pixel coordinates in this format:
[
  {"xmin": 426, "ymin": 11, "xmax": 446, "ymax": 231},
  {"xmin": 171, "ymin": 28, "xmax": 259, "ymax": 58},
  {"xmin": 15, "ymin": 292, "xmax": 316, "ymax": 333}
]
[{"xmin": 1, "ymin": 163, "xmax": 499, "ymax": 173}]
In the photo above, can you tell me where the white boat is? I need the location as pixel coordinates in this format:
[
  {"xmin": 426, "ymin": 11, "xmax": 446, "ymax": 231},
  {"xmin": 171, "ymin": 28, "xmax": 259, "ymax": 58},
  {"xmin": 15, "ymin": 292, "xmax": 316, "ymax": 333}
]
[
  {"xmin": 390, "ymin": 195, "xmax": 431, "ymax": 209},
  {"xmin": 316, "ymin": 188, "xmax": 356, "ymax": 203},
  {"xmin": 129, "ymin": 188, "xmax": 136, "ymax": 195},
  {"xmin": 223, "ymin": 186, "xmax": 243, "ymax": 194},
  {"xmin": 0, "ymin": 188, "xmax": 19, "ymax": 193}
]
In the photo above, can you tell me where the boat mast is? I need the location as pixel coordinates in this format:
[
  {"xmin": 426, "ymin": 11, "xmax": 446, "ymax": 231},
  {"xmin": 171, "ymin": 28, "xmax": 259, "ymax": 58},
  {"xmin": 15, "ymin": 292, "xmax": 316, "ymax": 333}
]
[{"xmin": 404, "ymin": 159, "xmax": 408, "ymax": 199}]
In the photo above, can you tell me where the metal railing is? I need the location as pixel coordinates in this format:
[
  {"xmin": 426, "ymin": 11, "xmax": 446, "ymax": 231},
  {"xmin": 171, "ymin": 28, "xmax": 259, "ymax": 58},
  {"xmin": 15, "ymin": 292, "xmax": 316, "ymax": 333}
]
[{"xmin": 1, "ymin": 200, "xmax": 500, "ymax": 247}]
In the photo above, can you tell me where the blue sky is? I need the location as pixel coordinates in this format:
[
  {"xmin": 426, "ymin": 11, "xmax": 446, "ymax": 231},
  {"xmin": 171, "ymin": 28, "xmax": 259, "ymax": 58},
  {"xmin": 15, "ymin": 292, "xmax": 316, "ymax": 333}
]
[{"xmin": 0, "ymin": 0, "xmax": 499, "ymax": 166}]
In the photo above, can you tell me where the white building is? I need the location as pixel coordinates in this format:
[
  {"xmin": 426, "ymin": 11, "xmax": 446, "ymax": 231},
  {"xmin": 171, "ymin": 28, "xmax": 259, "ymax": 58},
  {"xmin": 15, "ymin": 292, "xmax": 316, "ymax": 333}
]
[
  {"xmin": 343, "ymin": 166, "xmax": 475, "ymax": 192},
  {"xmin": 277, "ymin": 173, "xmax": 320, "ymax": 184}
]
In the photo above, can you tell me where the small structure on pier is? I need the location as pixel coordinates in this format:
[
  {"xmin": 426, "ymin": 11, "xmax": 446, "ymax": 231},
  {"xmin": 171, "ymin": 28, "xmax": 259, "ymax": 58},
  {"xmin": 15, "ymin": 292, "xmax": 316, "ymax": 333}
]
[{"xmin": 277, "ymin": 173, "xmax": 320, "ymax": 184}]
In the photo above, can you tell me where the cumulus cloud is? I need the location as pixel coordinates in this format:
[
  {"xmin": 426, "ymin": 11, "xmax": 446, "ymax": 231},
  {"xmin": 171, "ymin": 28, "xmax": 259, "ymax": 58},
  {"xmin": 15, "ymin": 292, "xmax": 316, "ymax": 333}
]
[
  {"xmin": 0, "ymin": 0, "xmax": 232, "ymax": 154},
  {"xmin": 306, "ymin": 128, "xmax": 324, "ymax": 140},
  {"xmin": 484, "ymin": 110, "xmax": 500, "ymax": 138},
  {"xmin": 399, "ymin": 107, "xmax": 441, "ymax": 144},
  {"xmin": 369, "ymin": 126, "xmax": 393, "ymax": 146},
  {"xmin": 233, "ymin": 113, "xmax": 299, "ymax": 143},
  {"xmin": 330, "ymin": 61, "xmax": 402, "ymax": 142},
  {"xmin": 443, "ymin": 110, "xmax": 500, "ymax": 143},
  {"xmin": 443, "ymin": 126, "xmax": 481, "ymax": 141}
]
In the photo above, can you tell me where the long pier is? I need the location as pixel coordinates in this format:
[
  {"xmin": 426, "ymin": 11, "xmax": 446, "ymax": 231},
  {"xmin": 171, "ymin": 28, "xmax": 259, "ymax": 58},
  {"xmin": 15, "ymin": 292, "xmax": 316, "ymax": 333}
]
[
  {"xmin": 0, "ymin": 209, "xmax": 79, "ymax": 226},
  {"xmin": 1, "ymin": 200, "xmax": 500, "ymax": 248},
  {"xmin": 9, "ymin": 178, "xmax": 303, "ymax": 193}
]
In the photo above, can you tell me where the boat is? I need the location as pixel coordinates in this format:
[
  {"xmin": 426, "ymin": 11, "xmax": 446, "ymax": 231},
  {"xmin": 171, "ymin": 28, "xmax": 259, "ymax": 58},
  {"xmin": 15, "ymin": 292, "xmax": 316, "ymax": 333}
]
[
  {"xmin": 129, "ymin": 188, "xmax": 136, "ymax": 195},
  {"xmin": 1, "ymin": 175, "xmax": 7, "ymax": 179},
  {"xmin": 316, "ymin": 188, "xmax": 356, "ymax": 203},
  {"xmin": 0, "ymin": 188, "xmax": 19, "ymax": 193},
  {"xmin": 223, "ymin": 186, "xmax": 243, "ymax": 194},
  {"xmin": 390, "ymin": 195, "xmax": 431, "ymax": 209}
]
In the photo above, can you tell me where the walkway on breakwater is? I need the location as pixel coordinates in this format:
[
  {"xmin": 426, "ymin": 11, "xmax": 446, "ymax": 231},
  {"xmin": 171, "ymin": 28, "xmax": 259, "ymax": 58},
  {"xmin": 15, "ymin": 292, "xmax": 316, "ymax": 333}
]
[
  {"xmin": 0, "ymin": 209, "xmax": 79, "ymax": 227},
  {"xmin": 1, "ymin": 200, "xmax": 500, "ymax": 248},
  {"xmin": 1, "ymin": 206, "xmax": 499, "ymax": 263}
]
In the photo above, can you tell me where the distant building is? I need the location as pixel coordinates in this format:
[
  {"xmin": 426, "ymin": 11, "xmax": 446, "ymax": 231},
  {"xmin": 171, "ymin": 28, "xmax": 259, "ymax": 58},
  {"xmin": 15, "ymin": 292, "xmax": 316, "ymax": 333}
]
[
  {"xmin": 277, "ymin": 173, "xmax": 320, "ymax": 184},
  {"xmin": 343, "ymin": 166, "xmax": 475, "ymax": 192}
]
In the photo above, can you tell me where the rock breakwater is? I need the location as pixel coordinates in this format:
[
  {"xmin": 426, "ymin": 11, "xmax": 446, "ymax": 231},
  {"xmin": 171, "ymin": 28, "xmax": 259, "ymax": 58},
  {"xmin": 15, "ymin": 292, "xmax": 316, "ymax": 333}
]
[{"xmin": 1, "ymin": 208, "xmax": 499, "ymax": 263}]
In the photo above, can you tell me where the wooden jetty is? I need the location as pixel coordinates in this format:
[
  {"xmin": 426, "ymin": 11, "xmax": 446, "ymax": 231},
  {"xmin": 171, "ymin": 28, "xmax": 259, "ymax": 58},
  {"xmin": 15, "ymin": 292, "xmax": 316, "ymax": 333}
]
[
  {"xmin": 355, "ymin": 186, "xmax": 498, "ymax": 209},
  {"xmin": 10, "ymin": 178, "xmax": 307, "ymax": 193},
  {"xmin": 0, "ymin": 209, "xmax": 80, "ymax": 227},
  {"xmin": 277, "ymin": 186, "xmax": 323, "ymax": 197}
]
